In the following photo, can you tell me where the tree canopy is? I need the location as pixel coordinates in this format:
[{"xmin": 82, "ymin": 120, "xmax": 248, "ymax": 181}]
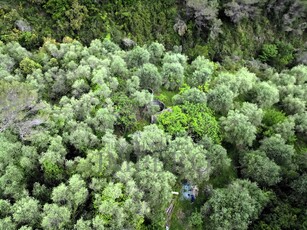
[{"xmin": 0, "ymin": 16, "xmax": 306, "ymax": 229}]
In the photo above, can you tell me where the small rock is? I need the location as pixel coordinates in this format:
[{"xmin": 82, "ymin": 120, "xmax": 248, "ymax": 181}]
[
  {"xmin": 163, "ymin": 108, "xmax": 173, "ymax": 113},
  {"xmin": 121, "ymin": 38, "xmax": 136, "ymax": 49},
  {"xmin": 173, "ymin": 19, "xmax": 187, "ymax": 36},
  {"xmin": 297, "ymin": 51, "xmax": 307, "ymax": 65},
  {"xmin": 15, "ymin": 19, "xmax": 32, "ymax": 32},
  {"xmin": 151, "ymin": 115, "xmax": 157, "ymax": 124}
]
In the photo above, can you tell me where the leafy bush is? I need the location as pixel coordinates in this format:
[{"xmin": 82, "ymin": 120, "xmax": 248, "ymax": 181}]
[
  {"xmin": 158, "ymin": 103, "xmax": 220, "ymax": 142},
  {"xmin": 19, "ymin": 57, "xmax": 42, "ymax": 75},
  {"xmin": 259, "ymin": 44, "xmax": 278, "ymax": 62},
  {"xmin": 259, "ymin": 42, "xmax": 294, "ymax": 69},
  {"xmin": 262, "ymin": 109, "xmax": 287, "ymax": 127}
]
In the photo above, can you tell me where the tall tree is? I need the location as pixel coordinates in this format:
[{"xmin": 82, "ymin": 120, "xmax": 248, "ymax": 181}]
[
  {"xmin": 241, "ymin": 150, "xmax": 281, "ymax": 186},
  {"xmin": 251, "ymin": 81, "xmax": 279, "ymax": 108},
  {"xmin": 12, "ymin": 196, "xmax": 41, "ymax": 227},
  {"xmin": 207, "ymin": 85, "xmax": 235, "ymax": 115},
  {"xmin": 220, "ymin": 110, "xmax": 257, "ymax": 148},
  {"xmin": 41, "ymin": 204, "xmax": 71, "ymax": 230},
  {"xmin": 162, "ymin": 136, "xmax": 210, "ymax": 184},
  {"xmin": 236, "ymin": 102, "xmax": 263, "ymax": 127},
  {"xmin": 130, "ymin": 124, "xmax": 169, "ymax": 157},
  {"xmin": 203, "ymin": 179, "xmax": 270, "ymax": 230},
  {"xmin": 134, "ymin": 156, "xmax": 176, "ymax": 228},
  {"xmin": 51, "ymin": 174, "xmax": 88, "ymax": 219},
  {"xmin": 187, "ymin": 56, "xmax": 215, "ymax": 87},
  {"xmin": 136, "ymin": 63, "xmax": 162, "ymax": 91},
  {"xmin": 126, "ymin": 46, "xmax": 150, "ymax": 68},
  {"xmin": 259, "ymin": 134, "xmax": 295, "ymax": 167},
  {"xmin": 93, "ymin": 182, "xmax": 149, "ymax": 229},
  {"xmin": 162, "ymin": 62, "xmax": 185, "ymax": 90}
]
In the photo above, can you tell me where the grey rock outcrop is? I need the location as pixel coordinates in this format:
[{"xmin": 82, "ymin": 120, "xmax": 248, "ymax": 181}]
[
  {"xmin": 15, "ymin": 19, "xmax": 32, "ymax": 32},
  {"xmin": 173, "ymin": 19, "xmax": 187, "ymax": 36},
  {"xmin": 121, "ymin": 38, "xmax": 136, "ymax": 49}
]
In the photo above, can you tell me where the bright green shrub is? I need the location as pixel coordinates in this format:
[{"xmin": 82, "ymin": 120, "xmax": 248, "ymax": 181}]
[
  {"xmin": 19, "ymin": 57, "xmax": 42, "ymax": 75},
  {"xmin": 259, "ymin": 44, "xmax": 278, "ymax": 62},
  {"xmin": 158, "ymin": 103, "xmax": 220, "ymax": 142},
  {"xmin": 262, "ymin": 109, "xmax": 287, "ymax": 127}
]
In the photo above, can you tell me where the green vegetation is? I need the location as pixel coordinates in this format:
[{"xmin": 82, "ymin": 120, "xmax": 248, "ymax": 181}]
[
  {"xmin": 1, "ymin": 0, "xmax": 306, "ymax": 67},
  {"xmin": 0, "ymin": 1, "xmax": 307, "ymax": 229}
]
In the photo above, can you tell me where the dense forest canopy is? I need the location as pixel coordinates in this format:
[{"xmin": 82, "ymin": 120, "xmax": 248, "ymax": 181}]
[
  {"xmin": 0, "ymin": 0, "xmax": 307, "ymax": 230},
  {"xmin": 1, "ymin": 0, "xmax": 307, "ymax": 68}
]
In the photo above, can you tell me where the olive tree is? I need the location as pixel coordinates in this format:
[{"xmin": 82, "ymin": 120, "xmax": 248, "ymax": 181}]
[
  {"xmin": 0, "ymin": 217, "xmax": 16, "ymax": 230},
  {"xmin": 270, "ymin": 117, "xmax": 296, "ymax": 142},
  {"xmin": 251, "ymin": 81, "xmax": 279, "ymax": 108},
  {"xmin": 110, "ymin": 55, "xmax": 128, "ymax": 77},
  {"xmin": 235, "ymin": 67, "xmax": 257, "ymax": 95},
  {"xmin": 130, "ymin": 124, "xmax": 169, "ymax": 156},
  {"xmin": 162, "ymin": 136, "xmax": 210, "ymax": 184},
  {"xmin": 294, "ymin": 112, "xmax": 307, "ymax": 135},
  {"xmin": 39, "ymin": 135, "xmax": 67, "ymax": 181},
  {"xmin": 132, "ymin": 90, "xmax": 153, "ymax": 107},
  {"xmin": 51, "ymin": 174, "xmax": 88, "ymax": 217},
  {"xmin": 162, "ymin": 62, "xmax": 185, "ymax": 90},
  {"xmin": 162, "ymin": 52, "xmax": 187, "ymax": 66},
  {"xmin": 172, "ymin": 88, "xmax": 207, "ymax": 105},
  {"xmin": 203, "ymin": 179, "xmax": 270, "ymax": 230},
  {"xmin": 282, "ymin": 95, "xmax": 306, "ymax": 115},
  {"xmin": 220, "ymin": 110, "xmax": 257, "ymax": 148},
  {"xmin": 136, "ymin": 63, "xmax": 162, "ymax": 91},
  {"xmin": 288, "ymin": 64, "xmax": 307, "ymax": 85},
  {"xmin": 134, "ymin": 156, "xmax": 176, "ymax": 227},
  {"xmin": 204, "ymin": 142, "xmax": 231, "ymax": 176},
  {"xmin": 93, "ymin": 181, "xmax": 148, "ymax": 229},
  {"xmin": 12, "ymin": 196, "xmax": 41, "ymax": 227},
  {"xmin": 147, "ymin": 42, "xmax": 165, "ymax": 64},
  {"xmin": 41, "ymin": 204, "xmax": 71, "ymax": 230},
  {"xmin": 236, "ymin": 102, "xmax": 263, "ymax": 127},
  {"xmin": 241, "ymin": 150, "xmax": 281, "ymax": 186},
  {"xmin": 290, "ymin": 173, "xmax": 307, "ymax": 205},
  {"xmin": 0, "ymin": 199, "xmax": 11, "ymax": 218},
  {"xmin": 207, "ymin": 85, "xmax": 235, "ymax": 115},
  {"xmin": 259, "ymin": 134, "xmax": 295, "ymax": 167},
  {"xmin": 63, "ymin": 121, "xmax": 99, "ymax": 152},
  {"xmin": 214, "ymin": 68, "xmax": 256, "ymax": 96},
  {"xmin": 187, "ymin": 56, "xmax": 215, "ymax": 87},
  {"xmin": 125, "ymin": 75, "xmax": 140, "ymax": 94},
  {"xmin": 126, "ymin": 46, "xmax": 150, "ymax": 68},
  {"xmin": 85, "ymin": 107, "xmax": 116, "ymax": 134}
]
